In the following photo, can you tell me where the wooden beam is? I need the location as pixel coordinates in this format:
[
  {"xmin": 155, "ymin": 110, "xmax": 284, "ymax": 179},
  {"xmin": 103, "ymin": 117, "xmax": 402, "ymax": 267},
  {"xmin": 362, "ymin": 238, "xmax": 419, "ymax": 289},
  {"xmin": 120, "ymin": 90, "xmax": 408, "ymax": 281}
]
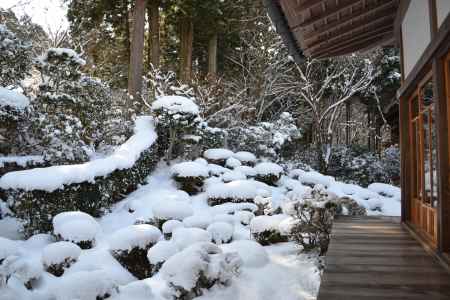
[
  {"xmin": 300, "ymin": 0, "xmax": 397, "ymax": 40},
  {"xmin": 308, "ymin": 24, "xmax": 393, "ymax": 57},
  {"xmin": 304, "ymin": 14, "xmax": 395, "ymax": 51},
  {"xmin": 298, "ymin": 0, "xmax": 327, "ymax": 11}
]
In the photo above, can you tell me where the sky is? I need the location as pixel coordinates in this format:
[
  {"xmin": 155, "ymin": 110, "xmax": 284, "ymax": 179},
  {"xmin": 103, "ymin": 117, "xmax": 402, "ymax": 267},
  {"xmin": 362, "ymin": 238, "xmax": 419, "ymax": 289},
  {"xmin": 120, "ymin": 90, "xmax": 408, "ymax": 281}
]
[{"xmin": 0, "ymin": 0, "xmax": 69, "ymax": 33}]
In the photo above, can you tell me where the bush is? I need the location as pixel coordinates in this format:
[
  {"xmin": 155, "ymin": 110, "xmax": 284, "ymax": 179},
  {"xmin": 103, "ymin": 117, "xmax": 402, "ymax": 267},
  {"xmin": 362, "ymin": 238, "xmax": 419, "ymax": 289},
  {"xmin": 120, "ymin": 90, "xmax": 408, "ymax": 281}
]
[
  {"xmin": 3, "ymin": 145, "xmax": 159, "ymax": 236},
  {"xmin": 41, "ymin": 241, "xmax": 81, "ymax": 277},
  {"xmin": 52, "ymin": 211, "xmax": 100, "ymax": 249},
  {"xmin": 108, "ymin": 224, "xmax": 162, "ymax": 279},
  {"xmin": 147, "ymin": 240, "xmax": 178, "ymax": 276},
  {"xmin": 170, "ymin": 162, "xmax": 209, "ymax": 195},
  {"xmin": 161, "ymin": 243, "xmax": 241, "ymax": 300},
  {"xmin": 334, "ymin": 197, "xmax": 367, "ymax": 216},
  {"xmin": 250, "ymin": 215, "xmax": 289, "ymax": 245}
]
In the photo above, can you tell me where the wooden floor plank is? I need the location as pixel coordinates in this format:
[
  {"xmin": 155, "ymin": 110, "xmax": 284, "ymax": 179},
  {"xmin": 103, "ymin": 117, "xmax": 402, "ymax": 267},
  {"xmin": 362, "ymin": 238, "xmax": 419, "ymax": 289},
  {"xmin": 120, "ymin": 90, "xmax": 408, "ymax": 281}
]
[{"xmin": 317, "ymin": 216, "xmax": 450, "ymax": 300}]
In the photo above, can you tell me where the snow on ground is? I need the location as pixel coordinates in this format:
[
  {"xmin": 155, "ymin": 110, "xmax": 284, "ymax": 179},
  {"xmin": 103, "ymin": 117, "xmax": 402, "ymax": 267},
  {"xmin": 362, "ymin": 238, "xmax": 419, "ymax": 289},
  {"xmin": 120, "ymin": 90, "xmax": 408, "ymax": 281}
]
[
  {"xmin": 0, "ymin": 87, "xmax": 30, "ymax": 109},
  {"xmin": 0, "ymin": 148, "xmax": 401, "ymax": 300}
]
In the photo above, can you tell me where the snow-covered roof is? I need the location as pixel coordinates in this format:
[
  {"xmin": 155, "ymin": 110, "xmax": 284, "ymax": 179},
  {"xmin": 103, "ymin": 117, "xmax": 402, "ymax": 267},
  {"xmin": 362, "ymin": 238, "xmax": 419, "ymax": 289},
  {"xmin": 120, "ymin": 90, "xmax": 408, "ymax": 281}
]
[
  {"xmin": 0, "ymin": 116, "xmax": 157, "ymax": 192},
  {"xmin": 0, "ymin": 87, "xmax": 30, "ymax": 109}
]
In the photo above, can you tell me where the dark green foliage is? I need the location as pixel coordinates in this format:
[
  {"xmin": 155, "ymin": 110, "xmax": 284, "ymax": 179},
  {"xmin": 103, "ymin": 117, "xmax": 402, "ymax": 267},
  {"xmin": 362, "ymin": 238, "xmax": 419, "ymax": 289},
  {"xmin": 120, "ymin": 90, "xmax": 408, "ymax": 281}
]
[
  {"xmin": 334, "ymin": 197, "xmax": 367, "ymax": 217},
  {"xmin": 4, "ymin": 145, "xmax": 159, "ymax": 236},
  {"xmin": 252, "ymin": 229, "xmax": 288, "ymax": 246},
  {"xmin": 45, "ymin": 257, "xmax": 77, "ymax": 277},
  {"xmin": 207, "ymin": 198, "xmax": 254, "ymax": 207},
  {"xmin": 172, "ymin": 176, "xmax": 205, "ymax": 195},
  {"xmin": 111, "ymin": 246, "xmax": 154, "ymax": 280},
  {"xmin": 254, "ymin": 174, "xmax": 280, "ymax": 187}
]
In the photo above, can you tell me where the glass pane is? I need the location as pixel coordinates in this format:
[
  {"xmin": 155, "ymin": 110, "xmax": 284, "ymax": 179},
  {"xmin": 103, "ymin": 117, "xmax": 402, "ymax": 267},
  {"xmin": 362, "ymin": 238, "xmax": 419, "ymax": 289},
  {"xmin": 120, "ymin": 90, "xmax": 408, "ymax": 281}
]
[
  {"xmin": 412, "ymin": 96, "xmax": 419, "ymax": 118},
  {"xmin": 430, "ymin": 110, "xmax": 438, "ymax": 207},
  {"xmin": 422, "ymin": 111, "xmax": 431, "ymax": 204},
  {"xmin": 421, "ymin": 80, "xmax": 434, "ymax": 108},
  {"xmin": 411, "ymin": 120, "xmax": 419, "ymax": 198}
]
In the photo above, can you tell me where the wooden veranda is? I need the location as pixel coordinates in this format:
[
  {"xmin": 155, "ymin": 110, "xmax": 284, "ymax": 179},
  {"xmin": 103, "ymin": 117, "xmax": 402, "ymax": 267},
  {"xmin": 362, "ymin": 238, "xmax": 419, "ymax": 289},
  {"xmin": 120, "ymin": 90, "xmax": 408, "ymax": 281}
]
[{"xmin": 317, "ymin": 216, "xmax": 450, "ymax": 300}]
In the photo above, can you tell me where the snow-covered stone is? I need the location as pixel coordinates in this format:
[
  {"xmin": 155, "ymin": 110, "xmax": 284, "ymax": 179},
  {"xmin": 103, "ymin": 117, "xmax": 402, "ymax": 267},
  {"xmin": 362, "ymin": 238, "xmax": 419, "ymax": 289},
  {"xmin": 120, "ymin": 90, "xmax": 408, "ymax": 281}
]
[{"xmin": 207, "ymin": 222, "xmax": 233, "ymax": 244}]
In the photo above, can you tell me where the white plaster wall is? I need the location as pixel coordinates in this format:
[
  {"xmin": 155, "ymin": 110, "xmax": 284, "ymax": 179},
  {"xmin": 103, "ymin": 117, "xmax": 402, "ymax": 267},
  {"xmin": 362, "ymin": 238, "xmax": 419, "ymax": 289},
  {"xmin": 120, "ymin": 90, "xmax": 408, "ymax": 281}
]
[
  {"xmin": 402, "ymin": 0, "xmax": 431, "ymax": 76},
  {"xmin": 436, "ymin": 0, "xmax": 450, "ymax": 27}
]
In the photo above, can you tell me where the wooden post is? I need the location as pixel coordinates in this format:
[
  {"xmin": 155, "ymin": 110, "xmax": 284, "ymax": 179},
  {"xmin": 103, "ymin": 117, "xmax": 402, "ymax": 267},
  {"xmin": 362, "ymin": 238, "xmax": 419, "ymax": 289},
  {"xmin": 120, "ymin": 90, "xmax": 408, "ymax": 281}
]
[
  {"xmin": 399, "ymin": 94, "xmax": 410, "ymax": 223},
  {"xmin": 128, "ymin": 0, "xmax": 147, "ymax": 98},
  {"xmin": 434, "ymin": 55, "xmax": 450, "ymax": 253}
]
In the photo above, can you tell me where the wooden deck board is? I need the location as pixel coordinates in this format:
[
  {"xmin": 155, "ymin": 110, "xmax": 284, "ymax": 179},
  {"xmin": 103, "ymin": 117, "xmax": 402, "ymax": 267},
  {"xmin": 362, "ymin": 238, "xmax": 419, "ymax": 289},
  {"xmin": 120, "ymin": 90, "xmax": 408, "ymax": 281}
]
[{"xmin": 317, "ymin": 216, "xmax": 450, "ymax": 300}]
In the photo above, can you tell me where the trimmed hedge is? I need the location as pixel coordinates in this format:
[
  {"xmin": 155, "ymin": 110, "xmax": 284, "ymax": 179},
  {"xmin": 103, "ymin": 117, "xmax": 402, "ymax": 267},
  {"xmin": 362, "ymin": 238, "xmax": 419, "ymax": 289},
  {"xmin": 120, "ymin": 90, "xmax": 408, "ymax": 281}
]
[{"xmin": 2, "ymin": 144, "xmax": 160, "ymax": 236}]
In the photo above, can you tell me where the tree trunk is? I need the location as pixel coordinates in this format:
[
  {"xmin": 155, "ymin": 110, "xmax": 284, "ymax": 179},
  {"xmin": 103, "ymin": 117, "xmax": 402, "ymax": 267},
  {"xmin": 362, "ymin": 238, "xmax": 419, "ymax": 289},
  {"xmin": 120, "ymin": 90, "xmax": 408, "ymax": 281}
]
[
  {"xmin": 128, "ymin": 0, "xmax": 146, "ymax": 99},
  {"xmin": 208, "ymin": 33, "xmax": 218, "ymax": 77},
  {"xmin": 148, "ymin": 0, "xmax": 160, "ymax": 69},
  {"xmin": 179, "ymin": 17, "xmax": 194, "ymax": 82}
]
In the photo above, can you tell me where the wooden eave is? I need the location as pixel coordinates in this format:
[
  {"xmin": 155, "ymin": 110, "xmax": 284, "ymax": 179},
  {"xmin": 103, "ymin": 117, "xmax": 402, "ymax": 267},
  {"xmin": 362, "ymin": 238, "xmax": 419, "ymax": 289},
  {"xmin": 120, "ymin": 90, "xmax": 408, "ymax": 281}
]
[{"xmin": 267, "ymin": 0, "xmax": 400, "ymax": 59}]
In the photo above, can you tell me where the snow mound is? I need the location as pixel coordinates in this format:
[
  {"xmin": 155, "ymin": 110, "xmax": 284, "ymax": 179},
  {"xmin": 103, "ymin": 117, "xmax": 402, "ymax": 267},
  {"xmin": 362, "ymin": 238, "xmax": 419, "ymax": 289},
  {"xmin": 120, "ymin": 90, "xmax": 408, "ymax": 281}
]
[
  {"xmin": 152, "ymin": 95, "xmax": 199, "ymax": 115},
  {"xmin": 250, "ymin": 215, "xmax": 288, "ymax": 234},
  {"xmin": 152, "ymin": 200, "xmax": 193, "ymax": 221},
  {"xmin": 211, "ymin": 202, "xmax": 258, "ymax": 215},
  {"xmin": 234, "ymin": 165, "xmax": 257, "ymax": 177},
  {"xmin": 235, "ymin": 211, "xmax": 255, "ymax": 225},
  {"xmin": 254, "ymin": 162, "xmax": 283, "ymax": 176},
  {"xmin": 0, "ymin": 156, "xmax": 43, "ymax": 168},
  {"xmin": 41, "ymin": 241, "xmax": 81, "ymax": 266},
  {"xmin": 233, "ymin": 151, "xmax": 257, "ymax": 163},
  {"xmin": 53, "ymin": 211, "xmax": 100, "ymax": 244},
  {"xmin": 207, "ymin": 222, "xmax": 233, "ymax": 244},
  {"xmin": 213, "ymin": 213, "xmax": 238, "ymax": 225},
  {"xmin": 204, "ymin": 148, "xmax": 234, "ymax": 160},
  {"xmin": 147, "ymin": 240, "xmax": 179, "ymax": 265},
  {"xmin": 108, "ymin": 224, "xmax": 162, "ymax": 251},
  {"xmin": 52, "ymin": 270, "xmax": 117, "ymax": 300},
  {"xmin": 220, "ymin": 240, "xmax": 268, "ymax": 268},
  {"xmin": 225, "ymin": 157, "xmax": 242, "ymax": 168},
  {"xmin": 299, "ymin": 171, "xmax": 335, "ymax": 187},
  {"xmin": 171, "ymin": 227, "xmax": 212, "ymax": 250},
  {"xmin": 112, "ymin": 281, "xmax": 153, "ymax": 300},
  {"xmin": 183, "ymin": 214, "xmax": 213, "ymax": 229},
  {"xmin": 368, "ymin": 183, "xmax": 401, "ymax": 199},
  {"xmin": 194, "ymin": 158, "xmax": 208, "ymax": 166},
  {"xmin": 0, "ymin": 237, "xmax": 19, "ymax": 260},
  {"xmin": 0, "ymin": 116, "xmax": 157, "ymax": 192},
  {"xmin": 0, "ymin": 87, "xmax": 30, "ymax": 109},
  {"xmin": 208, "ymin": 164, "xmax": 230, "ymax": 176},
  {"xmin": 162, "ymin": 219, "xmax": 184, "ymax": 235},
  {"xmin": 206, "ymin": 180, "xmax": 270, "ymax": 200},
  {"xmin": 171, "ymin": 161, "xmax": 209, "ymax": 178}
]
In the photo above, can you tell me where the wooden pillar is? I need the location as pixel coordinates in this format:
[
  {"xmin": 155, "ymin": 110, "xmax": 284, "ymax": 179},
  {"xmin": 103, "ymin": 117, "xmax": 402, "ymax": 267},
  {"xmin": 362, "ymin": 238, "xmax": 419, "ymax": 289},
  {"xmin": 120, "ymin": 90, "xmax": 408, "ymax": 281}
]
[
  {"xmin": 433, "ymin": 56, "xmax": 450, "ymax": 253},
  {"xmin": 399, "ymin": 94, "xmax": 410, "ymax": 223}
]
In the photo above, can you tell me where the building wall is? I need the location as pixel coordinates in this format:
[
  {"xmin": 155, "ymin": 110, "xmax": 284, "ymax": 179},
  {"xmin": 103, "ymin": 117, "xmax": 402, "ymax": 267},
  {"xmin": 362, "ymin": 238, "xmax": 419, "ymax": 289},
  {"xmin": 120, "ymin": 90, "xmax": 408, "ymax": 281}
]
[
  {"xmin": 401, "ymin": 0, "xmax": 431, "ymax": 77},
  {"xmin": 436, "ymin": 0, "xmax": 450, "ymax": 28}
]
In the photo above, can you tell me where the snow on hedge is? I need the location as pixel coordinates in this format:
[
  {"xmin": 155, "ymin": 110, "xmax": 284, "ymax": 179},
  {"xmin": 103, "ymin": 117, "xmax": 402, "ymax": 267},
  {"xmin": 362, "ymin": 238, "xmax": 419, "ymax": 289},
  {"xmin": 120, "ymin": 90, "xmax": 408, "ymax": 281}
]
[
  {"xmin": 0, "ymin": 116, "xmax": 157, "ymax": 192},
  {"xmin": 220, "ymin": 240, "xmax": 268, "ymax": 268},
  {"xmin": 183, "ymin": 214, "xmax": 213, "ymax": 229},
  {"xmin": 171, "ymin": 227, "xmax": 212, "ymax": 250},
  {"xmin": 0, "ymin": 237, "xmax": 19, "ymax": 260},
  {"xmin": 207, "ymin": 222, "xmax": 233, "ymax": 244},
  {"xmin": 41, "ymin": 241, "xmax": 81, "ymax": 266},
  {"xmin": 162, "ymin": 219, "xmax": 184, "ymax": 235},
  {"xmin": 108, "ymin": 224, "xmax": 162, "ymax": 251},
  {"xmin": 206, "ymin": 180, "xmax": 271, "ymax": 200},
  {"xmin": 225, "ymin": 157, "xmax": 242, "ymax": 168},
  {"xmin": 298, "ymin": 171, "xmax": 336, "ymax": 187},
  {"xmin": 171, "ymin": 161, "xmax": 209, "ymax": 178},
  {"xmin": 208, "ymin": 164, "xmax": 230, "ymax": 176},
  {"xmin": 254, "ymin": 162, "xmax": 283, "ymax": 176},
  {"xmin": 151, "ymin": 95, "xmax": 199, "ymax": 115},
  {"xmin": 250, "ymin": 215, "xmax": 289, "ymax": 234},
  {"xmin": 204, "ymin": 148, "xmax": 234, "ymax": 160},
  {"xmin": 53, "ymin": 211, "xmax": 101, "ymax": 243},
  {"xmin": 0, "ymin": 156, "xmax": 44, "ymax": 168},
  {"xmin": 222, "ymin": 170, "xmax": 247, "ymax": 182},
  {"xmin": 147, "ymin": 240, "xmax": 178, "ymax": 265},
  {"xmin": 233, "ymin": 151, "xmax": 257, "ymax": 163},
  {"xmin": 234, "ymin": 165, "xmax": 257, "ymax": 177},
  {"xmin": 0, "ymin": 87, "xmax": 30, "ymax": 109}
]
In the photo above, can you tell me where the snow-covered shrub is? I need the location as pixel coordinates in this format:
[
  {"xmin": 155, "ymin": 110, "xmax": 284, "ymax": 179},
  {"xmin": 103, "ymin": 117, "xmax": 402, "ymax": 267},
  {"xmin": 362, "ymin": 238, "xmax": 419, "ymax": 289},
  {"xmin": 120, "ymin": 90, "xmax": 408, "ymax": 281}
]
[
  {"xmin": 254, "ymin": 162, "xmax": 283, "ymax": 186},
  {"xmin": 183, "ymin": 214, "xmax": 213, "ymax": 230},
  {"xmin": 152, "ymin": 96, "xmax": 201, "ymax": 160},
  {"xmin": 203, "ymin": 148, "xmax": 234, "ymax": 166},
  {"xmin": 152, "ymin": 200, "xmax": 193, "ymax": 229},
  {"xmin": 220, "ymin": 240, "xmax": 268, "ymax": 268},
  {"xmin": 3, "ymin": 124, "xmax": 160, "ymax": 236},
  {"xmin": 197, "ymin": 123, "xmax": 227, "ymax": 151},
  {"xmin": 146, "ymin": 240, "xmax": 178, "ymax": 276},
  {"xmin": 0, "ymin": 237, "xmax": 19, "ymax": 264},
  {"xmin": 171, "ymin": 227, "xmax": 212, "ymax": 250},
  {"xmin": 225, "ymin": 157, "xmax": 241, "ymax": 169},
  {"xmin": 207, "ymin": 222, "xmax": 233, "ymax": 244},
  {"xmin": 222, "ymin": 170, "xmax": 246, "ymax": 183},
  {"xmin": 250, "ymin": 215, "xmax": 289, "ymax": 245},
  {"xmin": 52, "ymin": 211, "xmax": 100, "ymax": 249},
  {"xmin": 233, "ymin": 151, "xmax": 257, "ymax": 166},
  {"xmin": 234, "ymin": 165, "xmax": 257, "ymax": 177},
  {"xmin": 1, "ymin": 256, "xmax": 43, "ymax": 290},
  {"xmin": 226, "ymin": 112, "xmax": 301, "ymax": 158},
  {"xmin": 334, "ymin": 197, "xmax": 367, "ymax": 216},
  {"xmin": 235, "ymin": 210, "xmax": 255, "ymax": 225},
  {"xmin": 0, "ymin": 24, "xmax": 32, "ymax": 87},
  {"xmin": 41, "ymin": 241, "xmax": 81, "ymax": 277},
  {"xmin": 52, "ymin": 270, "xmax": 118, "ymax": 300},
  {"xmin": 171, "ymin": 161, "xmax": 209, "ymax": 195},
  {"xmin": 287, "ymin": 185, "xmax": 337, "ymax": 255},
  {"xmin": 162, "ymin": 220, "xmax": 184, "ymax": 240},
  {"xmin": 206, "ymin": 180, "xmax": 266, "ymax": 206},
  {"xmin": 381, "ymin": 145, "xmax": 400, "ymax": 185},
  {"xmin": 160, "ymin": 243, "xmax": 241, "ymax": 300},
  {"xmin": 108, "ymin": 224, "xmax": 162, "ymax": 279}
]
